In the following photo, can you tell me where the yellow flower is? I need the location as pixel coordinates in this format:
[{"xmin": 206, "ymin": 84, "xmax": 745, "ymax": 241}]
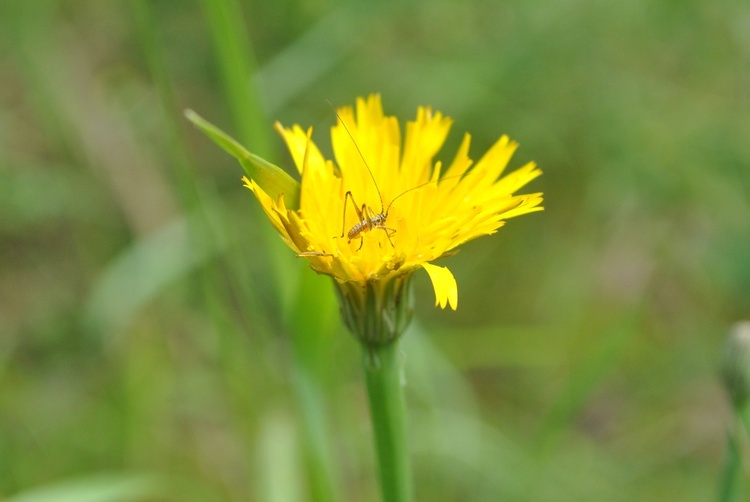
[{"xmin": 244, "ymin": 94, "xmax": 543, "ymax": 313}]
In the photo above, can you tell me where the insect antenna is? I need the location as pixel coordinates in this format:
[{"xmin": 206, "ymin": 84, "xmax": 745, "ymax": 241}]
[
  {"xmin": 383, "ymin": 173, "xmax": 464, "ymax": 218},
  {"xmin": 326, "ymin": 100, "xmax": 385, "ymax": 214}
]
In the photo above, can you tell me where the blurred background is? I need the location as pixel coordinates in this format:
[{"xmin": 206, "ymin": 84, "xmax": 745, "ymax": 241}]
[{"xmin": 1, "ymin": 0, "xmax": 749, "ymax": 500}]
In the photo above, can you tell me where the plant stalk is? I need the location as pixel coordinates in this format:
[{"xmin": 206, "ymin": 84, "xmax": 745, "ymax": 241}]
[{"xmin": 363, "ymin": 340, "xmax": 412, "ymax": 502}]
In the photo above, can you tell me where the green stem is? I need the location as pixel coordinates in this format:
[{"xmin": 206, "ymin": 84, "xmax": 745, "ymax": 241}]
[
  {"xmin": 719, "ymin": 409, "xmax": 746, "ymax": 502},
  {"xmin": 363, "ymin": 340, "xmax": 412, "ymax": 502},
  {"xmin": 737, "ymin": 403, "xmax": 750, "ymax": 438}
]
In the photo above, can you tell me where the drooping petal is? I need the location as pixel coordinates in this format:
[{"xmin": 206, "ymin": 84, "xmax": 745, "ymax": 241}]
[{"xmin": 421, "ymin": 262, "xmax": 458, "ymax": 310}]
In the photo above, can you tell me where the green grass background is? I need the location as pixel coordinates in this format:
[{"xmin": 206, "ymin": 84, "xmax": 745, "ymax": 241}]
[{"xmin": 1, "ymin": 0, "xmax": 748, "ymax": 500}]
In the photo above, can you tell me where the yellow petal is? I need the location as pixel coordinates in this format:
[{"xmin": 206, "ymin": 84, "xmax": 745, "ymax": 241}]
[
  {"xmin": 274, "ymin": 123, "xmax": 327, "ymax": 177},
  {"xmin": 421, "ymin": 262, "xmax": 458, "ymax": 310},
  {"xmin": 242, "ymin": 177, "xmax": 288, "ymax": 237}
]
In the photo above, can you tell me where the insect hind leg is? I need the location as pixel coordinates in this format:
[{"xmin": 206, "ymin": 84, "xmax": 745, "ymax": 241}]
[
  {"xmin": 354, "ymin": 204, "xmax": 372, "ymax": 251},
  {"xmin": 340, "ymin": 191, "xmax": 364, "ymax": 238}
]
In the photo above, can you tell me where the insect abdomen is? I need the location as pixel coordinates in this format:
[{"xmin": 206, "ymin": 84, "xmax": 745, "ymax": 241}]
[
  {"xmin": 348, "ymin": 220, "xmax": 369, "ymax": 240},
  {"xmin": 347, "ymin": 214, "xmax": 386, "ymax": 240}
]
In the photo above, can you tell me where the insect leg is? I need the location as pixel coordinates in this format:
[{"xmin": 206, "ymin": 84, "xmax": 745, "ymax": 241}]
[
  {"xmin": 341, "ymin": 191, "xmax": 365, "ymax": 238},
  {"xmin": 296, "ymin": 251, "xmax": 333, "ymax": 257},
  {"xmin": 355, "ymin": 204, "xmax": 371, "ymax": 250},
  {"xmin": 378, "ymin": 225, "xmax": 397, "ymax": 247}
]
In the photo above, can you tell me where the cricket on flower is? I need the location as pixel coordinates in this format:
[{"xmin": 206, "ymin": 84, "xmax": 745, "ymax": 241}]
[
  {"xmin": 339, "ymin": 175, "xmax": 460, "ymax": 250},
  {"xmin": 332, "ymin": 104, "xmax": 464, "ymax": 252},
  {"xmin": 187, "ymin": 93, "xmax": 542, "ymax": 343}
]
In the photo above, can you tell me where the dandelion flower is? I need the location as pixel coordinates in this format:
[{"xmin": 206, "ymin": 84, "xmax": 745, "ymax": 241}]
[{"xmin": 189, "ymin": 94, "xmax": 542, "ymax": 344}]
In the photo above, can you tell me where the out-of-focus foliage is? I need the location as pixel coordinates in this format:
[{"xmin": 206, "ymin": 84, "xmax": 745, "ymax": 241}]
[{"xmin": 0, "ymin": 0, "xmax": 747, "ymax": 500}]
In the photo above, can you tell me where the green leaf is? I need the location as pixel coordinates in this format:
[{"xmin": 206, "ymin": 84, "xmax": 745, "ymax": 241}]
[
  {"xmin": 5, "ymin": 473, "xmax": 162, "ymax": 502},
  {"xmin": 185, "ymin": 109, "xmax": 300, "ymax": 209}
]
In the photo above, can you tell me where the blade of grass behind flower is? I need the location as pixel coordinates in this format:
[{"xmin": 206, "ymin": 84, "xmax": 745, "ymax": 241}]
[
  {"xmin": 7, "ymin": 8, "xmax": 243, "ymax": 497},
  {"xmin": 198, "ymin": 0, "xmax": 269, "ymax": 156},
  {"xmin": 129, "ymin": 0, "xmax": 280, "ymax": 342},
  {"xmin": 257, "ymin": 408, "xmax": 306, "ymax": 502},
  {"xmin": 254, "ymin": 4, "xmax": 381, "ymax": 114},
  {"xmin": 133, "ymin": 0, "xmax": 294, "ymax": 465},
  {"xmin": 288, "ymin": 267, "xmax": 340, "ymax": 501},
  {"xmin": 198, "ymin": 1, "xmax": 340, "ymax": 500}
]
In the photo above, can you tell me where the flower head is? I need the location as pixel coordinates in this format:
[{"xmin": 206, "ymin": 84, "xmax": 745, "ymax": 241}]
[{"xmin": 245, "ymin": 94, "xmax": 543, "ymax": 313}]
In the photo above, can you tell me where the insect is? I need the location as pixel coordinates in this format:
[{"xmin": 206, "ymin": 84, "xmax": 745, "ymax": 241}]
[
  {"xmin": 340, "ymin": 191, "xmax": 395, "ymax": 250},
  {"xmin": 332, "ymin": 106, "xmax": 447, "ymax": 251},
  {"xmin": 291, "ymin": 102, "xmax": 463, "ymax": 259}
]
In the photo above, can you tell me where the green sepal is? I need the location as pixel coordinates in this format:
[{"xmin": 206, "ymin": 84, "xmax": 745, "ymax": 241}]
[
  {"xmin": 185, "ymin": 109, "xmax": 300, "ymax": 209},
  {"xmin": 334, "ymin": 274, "xmax": 414, "ymax": 347}
]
